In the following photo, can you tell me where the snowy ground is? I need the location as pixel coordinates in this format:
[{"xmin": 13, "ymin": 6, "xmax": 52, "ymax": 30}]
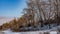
[
  {"xmin": 1, "ymin": 29, "xmax": 58, "ymax": 34},
  {"xmin": 0, "ymin": 17, "xmax": 14, "ymax": 25}
]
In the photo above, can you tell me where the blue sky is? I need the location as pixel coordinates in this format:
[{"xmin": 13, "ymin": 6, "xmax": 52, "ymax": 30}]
[{"xmin": 0, "ymin": 0, "xmax": 27, "ymax": 17}]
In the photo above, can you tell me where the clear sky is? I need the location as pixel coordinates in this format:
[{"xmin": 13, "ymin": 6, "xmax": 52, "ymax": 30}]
[{"xmin": 0, "ymin": 0, "xmax": 27, "ymax": 17}]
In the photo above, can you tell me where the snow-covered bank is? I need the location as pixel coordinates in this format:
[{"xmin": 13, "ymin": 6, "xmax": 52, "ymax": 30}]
[
  {"xmin": 1, "ymin": 25, "xmax": 60, "ymax": 34},
  {"xmin": 1, "ymin": 30, "xmax": 58, "ymax": 34}
]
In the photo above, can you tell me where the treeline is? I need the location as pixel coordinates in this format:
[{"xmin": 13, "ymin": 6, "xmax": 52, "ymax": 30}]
[{"xmin": 0, "ymin": 14, "xmax": 36, "ymax": 32}]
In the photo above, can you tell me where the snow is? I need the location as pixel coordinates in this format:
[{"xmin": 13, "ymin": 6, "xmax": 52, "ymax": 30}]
[
  {"xmin": 1, "ymin": 30, "xmax": 58, "ymax": 34},
  {"xmin": 1, "ymin": 28, "xmax": 59, "ymax": 34},
  {"xmin": 1, "ymin": 25, "xmax": 60, "ymax": 34},
  {"xmin": 0, "ymin": 17, "xmax": 14, "ymax": 25},
  {"xmin": 50, "ymin": 31, "xmax": 58, "ymax": 34}
]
